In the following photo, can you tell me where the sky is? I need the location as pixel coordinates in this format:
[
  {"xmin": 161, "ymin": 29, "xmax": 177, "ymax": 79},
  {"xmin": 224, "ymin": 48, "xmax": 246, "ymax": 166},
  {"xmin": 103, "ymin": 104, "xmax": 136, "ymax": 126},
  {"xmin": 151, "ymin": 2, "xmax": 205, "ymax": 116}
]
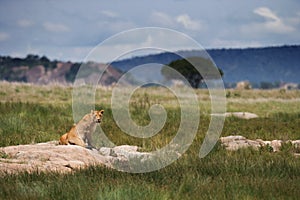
[{"xmin": 0, "ymin": 0, "xmax": 299, "ymax": 62}]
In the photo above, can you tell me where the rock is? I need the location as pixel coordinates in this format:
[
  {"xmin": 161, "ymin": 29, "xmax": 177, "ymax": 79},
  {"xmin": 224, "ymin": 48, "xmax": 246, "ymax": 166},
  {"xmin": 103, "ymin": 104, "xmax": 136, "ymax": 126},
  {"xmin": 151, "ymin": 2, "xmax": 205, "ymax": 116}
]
[
  {"xmin": 291, "ymin": 140, "xmax": 300, "ymax": 149},
  {"xmin": 0, "ymin": 142, "xmax": 152, "ymax": 175},
  {"xmin": 220, "ymin": 135, "xmax": 246, "ymax": 143},
  {"xmin": 220, "ymin": 136, "xmax": 299, "ymax": 154},
  {"xmin": 99, "ymin": 145, "xmax": 152, "ymax": 164},
  {"xmin": 270, "ymin": 140, "xmax": 283, "ymax": 152},
  {"xmin": 1, "ymin": 136, "xmax": 298, "ymax": 174},
  {"xmin": 220, "ymin": 135, "xmax": 261, "ymax": 151},
  {"xmin": 255, "ymin": 139, "xmax": 266, "ymax": 145},
  {"xmin": 236, "ymin": 81, "xmax": 252, "ymax": 90},
  {"xmin": 225, "ymin": 112, "xmax": 259, "ymax": 119},
  {"xmin": 99, "ymin": 147, "xmax": 113, "ymax": 156},
  {"xmin": 113, "ymin": 145, "xmax": 139, "ymax": 155},
  {"xmin": 0, "ymin": 142, "xmax": 110, "ymax": 174}
]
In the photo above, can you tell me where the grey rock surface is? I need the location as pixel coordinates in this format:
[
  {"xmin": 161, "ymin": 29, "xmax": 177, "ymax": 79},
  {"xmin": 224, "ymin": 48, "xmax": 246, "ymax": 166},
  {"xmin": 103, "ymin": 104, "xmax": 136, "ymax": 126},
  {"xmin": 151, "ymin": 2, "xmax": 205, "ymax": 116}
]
[{"xmin": 0, "ymin": 142, "xmax": 151, "ymax": 174}]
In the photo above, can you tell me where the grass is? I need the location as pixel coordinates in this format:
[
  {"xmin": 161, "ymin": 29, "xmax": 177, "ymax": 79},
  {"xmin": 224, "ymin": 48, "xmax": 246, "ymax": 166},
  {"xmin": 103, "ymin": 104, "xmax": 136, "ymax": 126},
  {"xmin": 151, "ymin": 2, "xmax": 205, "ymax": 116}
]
[
  {"xmin": 0, "ymin": 81, "xmax": 300, "ymax": 199},
  {"xmin": 1, "ymin": 146, "xmax": 299, "ymax": 199},
  {"xmin": 222, "ymin": 113, "xmax": 300, "ymax": 140},
  {"xmin": 0, "ymin": 102, "xmax": 72, "ymax": 146}
]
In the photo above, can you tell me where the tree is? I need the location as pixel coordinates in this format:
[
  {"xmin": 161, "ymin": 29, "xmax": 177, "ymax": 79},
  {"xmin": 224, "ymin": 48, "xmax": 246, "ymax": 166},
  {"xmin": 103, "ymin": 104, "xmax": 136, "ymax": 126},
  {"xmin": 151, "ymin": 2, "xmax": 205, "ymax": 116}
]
[
  {"xmin": 161, "ymin": 57, "xmax": 223, "ymax": 88},
  {"xmin": 260, "ymin": 81, "xmax": 274, "ymax": 89},
  {"xmin": 26, "ymin": 54, "xmax": 40, "ymax": 61}
]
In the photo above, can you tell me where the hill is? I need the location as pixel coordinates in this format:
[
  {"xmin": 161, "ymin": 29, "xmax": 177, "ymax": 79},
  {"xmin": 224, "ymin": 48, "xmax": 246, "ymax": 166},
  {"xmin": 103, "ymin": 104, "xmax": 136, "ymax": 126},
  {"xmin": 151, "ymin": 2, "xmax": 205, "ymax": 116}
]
[
  {"xmin": 1, "ymin": 45, "xmax": 299, "ymax": 87},
  {"xmin": 111, "ymin": 45, "xmax": 300, "ymax": 86},
  {"xmin": 0, "ymin": 55, "xmax": 123, "ymax": 85}
]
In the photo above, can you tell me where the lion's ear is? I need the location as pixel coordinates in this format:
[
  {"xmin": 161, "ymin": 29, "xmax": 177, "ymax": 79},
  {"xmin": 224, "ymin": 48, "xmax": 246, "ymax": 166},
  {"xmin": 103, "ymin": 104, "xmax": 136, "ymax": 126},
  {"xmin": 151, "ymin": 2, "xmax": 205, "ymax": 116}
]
[
  {"xmin": 100, "ymin": 110, "xmax": 104, "ymax": 114},
  {"xmin": 91, "ymin": 110, "xmax": 94, "ymax": 114}
]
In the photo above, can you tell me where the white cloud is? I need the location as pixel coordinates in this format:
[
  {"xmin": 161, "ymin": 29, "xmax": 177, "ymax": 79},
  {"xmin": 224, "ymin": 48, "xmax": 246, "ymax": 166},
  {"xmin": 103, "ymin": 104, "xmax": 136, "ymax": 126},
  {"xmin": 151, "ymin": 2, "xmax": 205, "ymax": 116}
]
[
  {"xmin": 150, "ymin": 12, "xmax": 203, "ymax": 31},
  {"xmin": 0, "ymin": 32, "xmax": 10, "ymax": 41},
  {"xmin": 43, "ymin": 22, "xmax": 70, "ymax": 33},
  {"xmin": 17, "ymin": 19, "xmax": 34, "ymax": 28},
  {"xmin": 242, "ymin": 7, "xmax": 295, "ymax": 35},
  {"xmin": 254, "ymin": 7, "xmax": 280, "ymax": 21},
  {"xmin": 2, "ymin": 1, "xmax": 300, "ymax": 60},
  {"xmin": 101, "ymin": 10, "xmax": 118, "ymax": 18},
  {"xmin": 176, "ymin": 14, "xmax": 202, "ymax": 31},
  {"xmin": 86, "ymin": 28, "xmax": 201, "ymax": 63},
  {"xmin": 98, "ymin": 20, "xmax": 136, "ymax": 33}
]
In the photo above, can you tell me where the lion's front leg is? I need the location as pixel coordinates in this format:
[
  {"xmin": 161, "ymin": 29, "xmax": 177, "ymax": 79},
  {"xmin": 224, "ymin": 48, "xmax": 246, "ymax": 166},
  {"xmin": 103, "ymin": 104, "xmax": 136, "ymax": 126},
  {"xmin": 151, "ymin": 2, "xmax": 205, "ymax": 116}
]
[{"xmin": 85, "ymin": 129, "xmax": 95, "ymax": 149}]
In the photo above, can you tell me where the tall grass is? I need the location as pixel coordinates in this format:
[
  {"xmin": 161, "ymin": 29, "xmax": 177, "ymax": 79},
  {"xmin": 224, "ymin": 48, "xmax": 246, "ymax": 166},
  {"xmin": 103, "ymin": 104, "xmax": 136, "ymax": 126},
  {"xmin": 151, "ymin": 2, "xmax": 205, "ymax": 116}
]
[
  {"xmin": 0, "ymin": 102, "xmax": 72, "ymax": 146},
  {"xmin": 1, "ymin": 144, "xmax": 300, "ymax": 199},
  {"xmin": 0, "ymin": 82, "xmax": 300, "ymax": 199},
  {"xmin": 222, "ymin": 113, "xmax": 300, "ymax": 140}
]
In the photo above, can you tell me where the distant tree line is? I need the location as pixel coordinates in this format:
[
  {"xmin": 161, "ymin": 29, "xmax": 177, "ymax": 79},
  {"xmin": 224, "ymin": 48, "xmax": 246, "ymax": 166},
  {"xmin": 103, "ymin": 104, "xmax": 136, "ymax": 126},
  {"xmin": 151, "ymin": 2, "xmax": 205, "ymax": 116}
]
[
  {"xmin": 225, "ymin": 81, "xmax": 299, "ymax": 89},
  {"xmin": 0, "ymin": 54, "xmax": 81, "ymax": 82},
  {"xmin": 0, "ymin": 54, "xmax": 56, "ymax": 69}
]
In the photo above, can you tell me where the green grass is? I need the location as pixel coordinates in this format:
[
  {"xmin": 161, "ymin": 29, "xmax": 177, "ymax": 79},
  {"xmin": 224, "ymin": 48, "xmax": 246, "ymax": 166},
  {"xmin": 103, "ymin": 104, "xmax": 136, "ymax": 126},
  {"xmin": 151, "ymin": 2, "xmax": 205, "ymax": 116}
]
[
  {"xmin": 1, "ymin": 146, "xmax": 299, "ymax": 199},
  {"xmin": 222, "ymin": 113, "xmax": 300, "ymax": 140},
  {"xmin": 0, "ymin": 82, "xmax": 300, "ymax": 199},
  {"xmin": 0, "ymin": 102, "xmax": 72, "ymax": 146}
]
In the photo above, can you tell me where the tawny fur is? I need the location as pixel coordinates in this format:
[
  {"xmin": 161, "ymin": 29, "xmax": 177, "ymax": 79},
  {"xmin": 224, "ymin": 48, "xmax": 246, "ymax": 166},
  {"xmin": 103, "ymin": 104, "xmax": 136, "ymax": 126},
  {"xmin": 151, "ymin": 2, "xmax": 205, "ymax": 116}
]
[{"xmin": 59, "ymin": 110, "xmax": 104, "ymax": 147}]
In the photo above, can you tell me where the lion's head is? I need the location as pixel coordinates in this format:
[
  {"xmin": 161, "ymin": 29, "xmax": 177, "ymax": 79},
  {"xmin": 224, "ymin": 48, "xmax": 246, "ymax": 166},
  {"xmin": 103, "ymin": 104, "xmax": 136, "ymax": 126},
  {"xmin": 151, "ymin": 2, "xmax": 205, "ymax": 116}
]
[{"xmin": 91, "ymin": 109, "xmax": 104, "ymax": 123}]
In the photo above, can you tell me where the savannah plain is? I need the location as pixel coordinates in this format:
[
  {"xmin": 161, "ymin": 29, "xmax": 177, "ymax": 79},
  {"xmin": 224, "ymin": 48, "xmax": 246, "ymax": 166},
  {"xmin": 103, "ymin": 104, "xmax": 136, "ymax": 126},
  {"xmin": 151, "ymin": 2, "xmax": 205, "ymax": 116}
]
[{"xmin": 0, "ymin": 81, "xmax": 300, "ymax": 199}]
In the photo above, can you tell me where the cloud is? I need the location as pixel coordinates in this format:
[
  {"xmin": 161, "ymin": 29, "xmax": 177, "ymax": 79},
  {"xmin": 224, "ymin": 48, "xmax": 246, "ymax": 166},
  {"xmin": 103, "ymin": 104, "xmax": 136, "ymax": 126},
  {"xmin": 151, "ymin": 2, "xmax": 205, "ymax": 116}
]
[
  {"xmin": 1, "ymin": 1, "xmax": 299, "ymax": 60},
  {"xmin": 87, "ymin": 28, "xmax": 202, "ymax": 63},
  {"xmin": 242, "ymin": 7, "xmax": 295, "ymax": 35},
  {"xmin": 254, "ymin": 7, "xmax": 280, "ymax": 21},
  {"xmin": 176, "ymin": 14, "xmax": 202, "ymax": 31},
  {"xmin": 150, "ymin": 12, "xmax": 203, "ymax": 31},
  {"xmin": 43, "ymin": 22, "xmax": 70, "ymax": 33},
  {"xmin": 150, "ymin": 11, "xmax": 175, "ymax": 27},
  {"xmin": 17, "ymin": 19, "xmax": 34, "ymax": 28},
  {"xmin": 98, "ymin": 20, "xmax": 136, "ymax": 33},
  {"xmin": 0, "ymin": 32, "xmax": 10, "ymax": 41},
  {"xmin": 101, "ymin": 10, "xmax": 118, "ymax": 18}
]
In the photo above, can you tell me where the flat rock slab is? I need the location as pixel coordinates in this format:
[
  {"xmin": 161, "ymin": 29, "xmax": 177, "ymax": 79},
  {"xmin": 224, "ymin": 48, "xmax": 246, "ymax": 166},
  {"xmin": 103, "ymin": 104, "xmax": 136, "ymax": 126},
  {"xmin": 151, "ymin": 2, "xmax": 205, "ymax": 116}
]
[
  {"xmin": 1, "ymin": 136, "xmax": 299, "ymax": 174},
  {"xmin": 0, "ymin": 142, "xmax": 150, "ymax": 175},
  {"xmin": 225, "ymin": 112, "xmax": 259, "ymax": 119},
  {"xmin": 221, "ymin": 135, "xmax": 300, "ymax": 154},
  {"xmin": 211, "ymin": 112, "xmax": 258, "ymax": 119}
]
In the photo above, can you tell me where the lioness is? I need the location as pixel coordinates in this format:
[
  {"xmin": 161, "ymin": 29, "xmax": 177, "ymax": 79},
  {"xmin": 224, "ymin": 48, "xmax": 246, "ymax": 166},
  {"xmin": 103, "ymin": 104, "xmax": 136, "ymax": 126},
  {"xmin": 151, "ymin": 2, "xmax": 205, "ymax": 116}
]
[{"xmin": 59, "ymin": 109, "xmax": 104, "ymax": 148}]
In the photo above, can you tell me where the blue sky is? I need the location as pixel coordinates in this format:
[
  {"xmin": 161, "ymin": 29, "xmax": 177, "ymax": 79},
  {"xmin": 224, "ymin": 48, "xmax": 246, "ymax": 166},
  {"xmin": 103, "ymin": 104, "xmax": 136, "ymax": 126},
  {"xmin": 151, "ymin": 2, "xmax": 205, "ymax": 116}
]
[{"xmin": 0, "ymin": 0, "xmax": 299, "ymax": 62}]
